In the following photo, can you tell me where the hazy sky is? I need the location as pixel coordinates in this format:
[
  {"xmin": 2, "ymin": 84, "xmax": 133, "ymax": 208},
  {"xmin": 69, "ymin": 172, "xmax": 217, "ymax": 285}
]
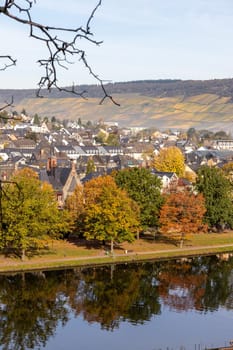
[{"xmin": 1, "ymin": 0, "xmax": 233, "ymax": 89}]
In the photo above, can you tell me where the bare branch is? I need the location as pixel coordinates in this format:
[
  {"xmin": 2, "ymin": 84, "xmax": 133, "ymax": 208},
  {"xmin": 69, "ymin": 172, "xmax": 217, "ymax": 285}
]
[
  {"xmin": 0, "ymin": 97, "xmax": 22, "ymax": 120},
  {"xmin": 0, "ymin": 0, "xmax": 119, "ymax": 105},
  {"xmin": 0, "ymin": 96, "xmax": 14, "ymax": 112},
  {"xmin": 0, "ymin": 56, "xmax": 17, "ymax": 71},
  {"xmin": 86, "ymin": 0, "xmax": 102, "ymax": 33}
]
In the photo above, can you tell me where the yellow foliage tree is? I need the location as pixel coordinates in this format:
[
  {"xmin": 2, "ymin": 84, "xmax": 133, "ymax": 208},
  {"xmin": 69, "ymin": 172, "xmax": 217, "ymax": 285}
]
[
  {"xmin": 222, "ymin": 161, "xmax": 233, "ymax": 186},
  {"xmin": 1, "ymin": 168, "xmax": 71, "ymax": 259},
  {"xmin": 152, "ymin": 146, "xmax": 185, "ymax": 177},
  {"xmin": 65, "ymin": 184, "xmax": 85, "ymax": 232},
  {"xmin": 66, "ymin": 175, "xmax": 141, "ymax": 253}
]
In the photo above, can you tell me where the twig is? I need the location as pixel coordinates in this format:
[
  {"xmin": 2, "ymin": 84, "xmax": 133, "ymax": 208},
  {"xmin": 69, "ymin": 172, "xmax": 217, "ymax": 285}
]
[{"xmin": 0, "ymin": 0, "xmax": 119, "ymax": 105}]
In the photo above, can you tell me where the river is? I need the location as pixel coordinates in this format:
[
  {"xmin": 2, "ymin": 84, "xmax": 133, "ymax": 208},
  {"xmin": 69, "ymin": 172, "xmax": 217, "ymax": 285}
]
[{"xmin": 0, "ymin": 255, "xmax": 233, "ymax": 350}]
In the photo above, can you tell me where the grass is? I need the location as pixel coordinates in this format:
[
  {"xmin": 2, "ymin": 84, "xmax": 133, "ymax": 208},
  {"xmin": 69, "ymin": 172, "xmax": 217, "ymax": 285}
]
[
  {"xmin": 0, "ymin": 232, "xmax": 233, "ymax": 273},
  {"xmin": 190, "ymin": 232, "xmax": 233, "ymax": 245}
]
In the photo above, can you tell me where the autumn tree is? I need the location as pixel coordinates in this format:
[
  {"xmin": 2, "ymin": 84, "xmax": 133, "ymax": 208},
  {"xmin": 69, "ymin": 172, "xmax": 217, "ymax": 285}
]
[
  {"xmin": 0, "ymin": 168, "xmax": 71, "ymax": 259},
  {"xmin": 196, "ymin": 166, "xmax": 233, "ymax": 230},
  {"xmin": 67, "ymin": 175, "xmax": 140, "ymax": 253},
  {"xmin": 159, "ymin": 190, "xmax": 207, "ymax": 247},
  {"xmin": 65, "ymin": 184, "xmax": 85, "ymax": 234},
  {"xmin": 113, "ymin": 167, "xmax": 163, "ymax": 230},
  {"xmin": 95, "ymin": 130, "xmax": 108, "ymax": 144},
  {"xmin": 152, "ymin": 146, "xmax": 185, "ymax": 177},
  {"xmin": 221, "ymin": 161, "xmax": 233, "ymax": 186}
]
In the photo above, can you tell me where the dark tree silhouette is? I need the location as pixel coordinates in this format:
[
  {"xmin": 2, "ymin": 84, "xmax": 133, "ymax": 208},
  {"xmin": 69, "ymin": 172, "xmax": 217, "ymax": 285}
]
[{"xmin": 0, "ymin": 0, "xmax": 119, "ymax": 107}]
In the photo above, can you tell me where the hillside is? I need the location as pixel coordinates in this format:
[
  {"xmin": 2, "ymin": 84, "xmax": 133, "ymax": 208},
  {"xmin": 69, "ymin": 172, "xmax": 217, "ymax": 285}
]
[{"xmin": 2, "ymin": 79, "xmax": 233, "ymax": 130}]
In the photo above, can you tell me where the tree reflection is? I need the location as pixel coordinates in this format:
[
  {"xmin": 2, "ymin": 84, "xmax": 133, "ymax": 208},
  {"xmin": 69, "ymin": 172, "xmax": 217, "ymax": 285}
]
[
  {"xmin": 67, "ymin": 264, "xmax": 161, "ymax": 330},
  {"xmin": 199, "ymin": 256, "xmax": 233, "ymax": 311},
  {"xmin": 156, "ymin": 256, "xmax": 233, "ymax": 312},
  {"xmin": 0, "ymin": 256, "xmax": 233, "ymax": 349},
  {"xmin": 0, "ymin": 271, "xmax": 70, "ymax": 350},
  {"xmin": 157, "ymin": 258, "xmax": 207, "ymax": 311}
]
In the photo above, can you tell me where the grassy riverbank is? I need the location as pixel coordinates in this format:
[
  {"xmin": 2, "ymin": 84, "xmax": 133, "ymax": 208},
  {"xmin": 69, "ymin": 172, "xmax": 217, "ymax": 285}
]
[{"xmin": 1, "ymin": 232, "xmax": 233, "ymax": 273}]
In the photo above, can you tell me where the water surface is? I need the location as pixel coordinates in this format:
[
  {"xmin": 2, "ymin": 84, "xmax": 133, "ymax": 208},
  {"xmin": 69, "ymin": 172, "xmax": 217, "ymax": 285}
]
[{"xmin": 1, "ymin": 255, "xmax": 233, "ymax": 350}]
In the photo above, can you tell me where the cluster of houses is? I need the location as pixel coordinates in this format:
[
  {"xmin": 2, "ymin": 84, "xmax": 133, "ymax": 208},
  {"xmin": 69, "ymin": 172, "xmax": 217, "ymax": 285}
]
[{"xmin": 0, "ymin": 114, "xmax": 233, "ymax": 207}]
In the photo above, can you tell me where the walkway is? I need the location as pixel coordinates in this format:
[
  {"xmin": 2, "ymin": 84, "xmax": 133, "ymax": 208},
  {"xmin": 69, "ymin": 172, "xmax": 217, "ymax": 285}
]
[{"xmin": 1, "ymin": 243, "xmax": 233, "ymax": 273}]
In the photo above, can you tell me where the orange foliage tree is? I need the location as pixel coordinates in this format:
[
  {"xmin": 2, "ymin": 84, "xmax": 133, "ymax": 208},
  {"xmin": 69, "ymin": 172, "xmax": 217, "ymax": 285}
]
[
  {"xmin": 66, "ymin": 175, "xmax": 141, "ymax": 253},
  {"xmin": 159, "ymin": 190, "xmax": 207, "ymax": 247}
]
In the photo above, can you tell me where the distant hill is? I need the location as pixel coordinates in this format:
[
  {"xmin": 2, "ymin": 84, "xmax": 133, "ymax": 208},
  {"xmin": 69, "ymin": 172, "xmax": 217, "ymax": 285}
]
[{"xmin": 2, "ymin": 79, "xmax": 233, "ymax": 131}]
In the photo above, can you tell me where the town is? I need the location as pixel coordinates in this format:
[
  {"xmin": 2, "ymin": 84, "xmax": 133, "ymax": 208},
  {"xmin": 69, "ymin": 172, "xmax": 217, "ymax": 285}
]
[{"xmin": 0, "ymin": 109, "xmax": 232, "ymax": 204}]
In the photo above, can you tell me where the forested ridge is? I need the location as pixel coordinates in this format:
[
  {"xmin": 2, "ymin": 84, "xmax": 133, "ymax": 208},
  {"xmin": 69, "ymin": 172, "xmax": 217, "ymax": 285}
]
[
  {"xmin": 3, "ymin": 79, "xmax": 233, "ymax": 130},
  {"xmin": 2, "ymin": 78, "xmax": 233, "ymax": 103}
]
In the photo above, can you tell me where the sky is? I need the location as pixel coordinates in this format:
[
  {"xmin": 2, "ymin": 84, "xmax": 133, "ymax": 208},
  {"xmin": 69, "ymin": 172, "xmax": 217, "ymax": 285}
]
[{"xmin": 1, "ymin": 0, "xmax": 233, "ymax": 89}]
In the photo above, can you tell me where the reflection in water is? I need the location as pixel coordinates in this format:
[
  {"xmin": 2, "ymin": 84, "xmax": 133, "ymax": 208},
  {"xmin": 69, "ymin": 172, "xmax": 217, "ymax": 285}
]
[{"xmin": 0, "ymin": 255, "xmax": 233, "ymax": 349}]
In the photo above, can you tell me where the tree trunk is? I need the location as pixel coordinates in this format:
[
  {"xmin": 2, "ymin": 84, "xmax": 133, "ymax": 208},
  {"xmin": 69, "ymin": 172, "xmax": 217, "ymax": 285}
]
[
  {"xmin": 110, "ymin": 264, "xmax": 115, "ymax": 280},
  {"xmin": 21, "ymin": 248, "xmax": 26, "ymax": 261},
  {"xmin": 110, "ymin": 239, "xmax": 114, "ymax": 254},
  {"xmin": 180, "ymin": 233, "xmax": 184, "ymax": 248},
  {"xmin": 180, "ymin": 239, "xmax": 184, "ymax": 248}
]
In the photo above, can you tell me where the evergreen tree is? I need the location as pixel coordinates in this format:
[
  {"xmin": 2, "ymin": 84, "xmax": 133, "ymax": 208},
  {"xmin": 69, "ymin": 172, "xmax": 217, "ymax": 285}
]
[
  {"xmin": 196, "ymin": 166, "xmax": 233, "ymax": 230},
  {"xmin": 33, "ymin": 113, "xmax": 40, "ymax": 125}
]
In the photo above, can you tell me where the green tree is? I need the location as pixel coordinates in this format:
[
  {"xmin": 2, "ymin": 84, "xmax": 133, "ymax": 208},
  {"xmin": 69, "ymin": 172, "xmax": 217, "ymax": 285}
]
[
  {"xmin": 78, "ymin": 117, "xmax": 82, "ymax": 127},
  {"xmin": 199, "ymin": 129, "xmax": 214, "ymax": 140},
  {"xmin": 214, "ymin": 130, "xmax": 230, "ymax": 140},
  {"xmin": 33, "ymin": 113, "xmax": 40, "ymax": 125},
  {"xmin": 196, "ymin": 166, "xmax": 233, "ymax": 230},
  {"xmin": 51, "ymin": 116, "xmax": 57, "ymax": 123},
  {"xmin": 86, "ymin": 157, "xmax": 95, "ymax": 175},
  {"xmin": 0, "ymin": 168, "xmax": 71, "ymax": 259},
  {"xmin": 86, "ymin": 120, "xmax": 93, "ymax": 128},
  {"xmin": 152, "ymin": 146, "xmax": 185, "ymax": 177},
  {"xmin": 21, "ymin": 108, "xmax": 27, "ymax": 116},
  {"xmin": 114, "ymin": 167, "xmax": 163, "ymax": 229},
  {"xmin": 12, "ymin": 110, "xmax": 18, "ymax": 117},
  {"xmin": 106, "ymin": 133, "xmax": 119, "ymax": 146},
  {"xmin": 187, "ymin": 127, "xmax": 199, "ymax": 143}
]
